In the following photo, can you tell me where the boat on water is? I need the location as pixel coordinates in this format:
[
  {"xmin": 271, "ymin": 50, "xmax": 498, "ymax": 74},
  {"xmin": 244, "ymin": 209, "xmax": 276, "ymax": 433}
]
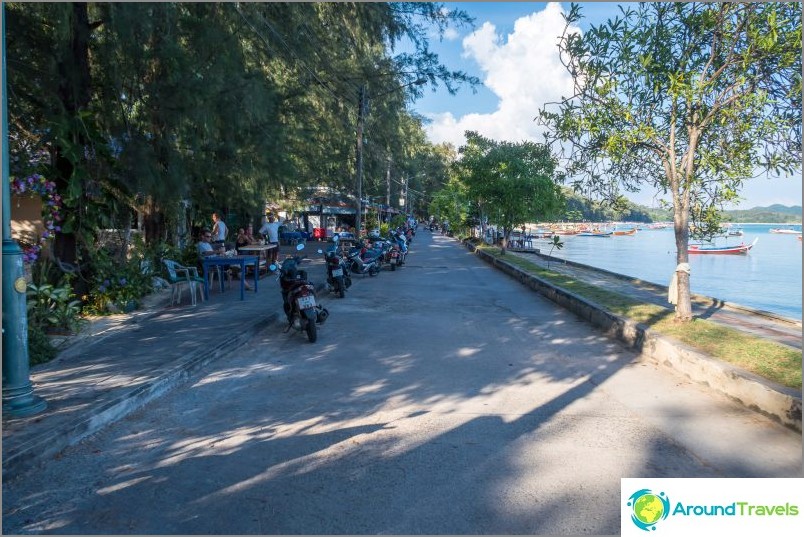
[
  {"xmin": 727, "ymin": 229, "xmax": 744, "ymax": 236},
  {"xmin": 612, "ymin": 228, "xmax": 637, "ymax": 236},
  {"xmin": 688, "ymin": 237, "xmax": 758, "ymax": 255},
  {"xmin": 769, "ymin": 227, "xmax": 802, "ymax": 234},
  {"xmin": 577, "ymin": 230, "xmax": 613, "ymax": 237}
]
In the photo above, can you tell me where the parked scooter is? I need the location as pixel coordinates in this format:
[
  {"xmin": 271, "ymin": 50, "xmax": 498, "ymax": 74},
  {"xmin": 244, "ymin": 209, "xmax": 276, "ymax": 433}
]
[
  {"xmin": 273, "ymin": 243, "xmax": 328, "ymax": 343},
  {"xmin": 346, "ymin": 241, "xmax": 381, "ymax": 276},
  {"xmin": 318, "ymin": 236, "xmax": 351, "ymax": 298}
]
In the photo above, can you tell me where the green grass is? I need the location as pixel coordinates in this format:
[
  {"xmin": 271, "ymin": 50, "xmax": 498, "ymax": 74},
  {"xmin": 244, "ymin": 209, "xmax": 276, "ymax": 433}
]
[{"xmin": 480, "ymin": 245, "xmax": 802, "ymax": 390}]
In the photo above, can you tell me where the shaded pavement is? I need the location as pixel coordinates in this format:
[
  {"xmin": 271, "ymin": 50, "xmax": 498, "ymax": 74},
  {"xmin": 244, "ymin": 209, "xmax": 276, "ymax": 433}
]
[{"xmin": 2, "ymin": 242, "xmax": 328, "ymax": 478}]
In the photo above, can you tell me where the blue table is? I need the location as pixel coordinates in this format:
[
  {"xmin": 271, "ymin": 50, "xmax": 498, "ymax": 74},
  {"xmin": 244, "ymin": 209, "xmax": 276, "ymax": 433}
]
[{"xmin": 201, "ymin": 255, "xmax": 259, "ymax": 300}]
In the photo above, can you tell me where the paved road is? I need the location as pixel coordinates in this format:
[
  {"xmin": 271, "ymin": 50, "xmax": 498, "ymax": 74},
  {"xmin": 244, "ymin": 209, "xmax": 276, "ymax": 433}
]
[{"xmin": 3, "ymin": 231, "xmax": 801, "ymax": 534}]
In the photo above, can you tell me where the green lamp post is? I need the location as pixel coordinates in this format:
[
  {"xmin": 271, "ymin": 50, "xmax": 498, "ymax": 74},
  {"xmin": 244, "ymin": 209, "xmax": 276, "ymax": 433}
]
[{"xmin": 1, "ymin": 2, "xmax": 47, "ymax": 417}]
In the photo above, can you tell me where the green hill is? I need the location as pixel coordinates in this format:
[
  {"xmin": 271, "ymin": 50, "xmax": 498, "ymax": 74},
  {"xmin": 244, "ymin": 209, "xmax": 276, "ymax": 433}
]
[{"xmin": 723, "ymin": 205, "xmax": 802, "ymax": 223}]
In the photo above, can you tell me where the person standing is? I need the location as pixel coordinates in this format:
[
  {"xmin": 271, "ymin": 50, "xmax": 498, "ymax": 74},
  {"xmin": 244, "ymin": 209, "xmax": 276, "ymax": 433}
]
[
  {"xmin": 211, "ymin": 212, "xmax": 228, "ymax": 247},
  {"xmin": 259, "ymin": 214, "xmax": 284, "ymax": 266}
]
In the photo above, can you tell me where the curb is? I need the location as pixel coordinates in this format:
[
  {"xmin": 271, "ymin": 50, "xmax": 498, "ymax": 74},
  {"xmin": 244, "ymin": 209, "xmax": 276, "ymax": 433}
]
[
  {"xmin": 466, "ymin": 241, "xmax": 802, "ymax": 432},
  {"xmin": 3, "ymin": 311, "xmax": 279, "ymax": 479}
]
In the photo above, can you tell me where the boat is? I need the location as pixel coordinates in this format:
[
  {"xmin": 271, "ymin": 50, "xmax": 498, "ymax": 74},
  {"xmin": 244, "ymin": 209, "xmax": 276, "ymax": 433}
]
[
  {"xmin": 727, "ymin": 229, "xmax": 744, "ymax": 236},
  {"xmin": 769, "ymin": 228, "xmax": 802, "ymax": 234},
  {"xmin": 577, "ymin": 230, "xmax": 613, "ymax": 237},
  {"xmin": 612, "ymin": 228, "xmax": 637, "ymax": 236},
  {"xmin": 688, "ymin": 238, "xmax": 758, "ymax": 255}
]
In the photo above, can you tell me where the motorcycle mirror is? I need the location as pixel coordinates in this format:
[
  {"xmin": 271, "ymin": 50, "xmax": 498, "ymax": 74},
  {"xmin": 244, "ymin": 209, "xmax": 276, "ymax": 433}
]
[
  {"xmin": 295, "ymin": 242, "xmax": 305, "ymax": 251},
  {"xmin": 269, "ymin": 264, "xmax": 277, "ymax": 272}
]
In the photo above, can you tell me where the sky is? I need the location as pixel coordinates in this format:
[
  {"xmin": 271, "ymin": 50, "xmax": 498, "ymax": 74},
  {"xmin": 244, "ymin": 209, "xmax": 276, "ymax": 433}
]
[{"xmin": 408, "ymin": 2, "xmax": 802, "ymax": 210}]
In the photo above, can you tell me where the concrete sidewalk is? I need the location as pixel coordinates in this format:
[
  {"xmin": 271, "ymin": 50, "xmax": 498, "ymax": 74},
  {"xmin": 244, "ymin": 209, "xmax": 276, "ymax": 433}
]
[{"xmin": 2, "ymin": 242, "xmax": 329, "ymax": 479}]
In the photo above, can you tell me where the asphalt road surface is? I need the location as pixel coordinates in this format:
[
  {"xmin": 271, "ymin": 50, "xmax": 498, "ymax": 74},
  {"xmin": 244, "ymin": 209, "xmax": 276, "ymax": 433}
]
[{"xmin": 3, "ymin": 231, "xmax": 801, "ymax": 534}]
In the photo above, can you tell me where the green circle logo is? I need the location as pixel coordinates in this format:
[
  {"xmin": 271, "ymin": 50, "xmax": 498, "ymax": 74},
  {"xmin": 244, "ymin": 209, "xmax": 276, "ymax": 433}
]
[{"xmin": 627, "ymin": 489, "xmax": 670, "ymax": 531}]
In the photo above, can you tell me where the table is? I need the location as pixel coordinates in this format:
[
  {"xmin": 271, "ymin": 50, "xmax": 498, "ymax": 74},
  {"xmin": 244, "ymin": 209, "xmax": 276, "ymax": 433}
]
[
  {"xmin": 201, "ymin": 255, "xmax": 259, "ymax": 300},
  {"xmin": 237, "ymin": 244, "xmax": 277, "ymax": 271}
]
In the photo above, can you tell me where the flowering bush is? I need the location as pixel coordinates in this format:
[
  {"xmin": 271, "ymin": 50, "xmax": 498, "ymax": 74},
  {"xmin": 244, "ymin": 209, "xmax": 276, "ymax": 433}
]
[
  {"xmin": 83, "ymin": 247, "xmax": 153, "ymax": 315},
  {"xmin": 10, "ymin": 174, "xmax": 63, "ymax": 264}
]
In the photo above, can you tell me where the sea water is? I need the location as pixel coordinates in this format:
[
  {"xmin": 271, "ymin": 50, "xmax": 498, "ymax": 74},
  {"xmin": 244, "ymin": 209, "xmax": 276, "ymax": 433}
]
[{"xmin": 536, "ymin": 223, "xmax": 802, "ymax": 320}]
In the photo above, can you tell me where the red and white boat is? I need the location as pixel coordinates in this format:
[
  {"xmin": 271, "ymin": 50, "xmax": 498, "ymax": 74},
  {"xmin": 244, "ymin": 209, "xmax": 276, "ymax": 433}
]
[{"xmin": 688, "ymin": 238, "xmax": 758, "ymax": 255}]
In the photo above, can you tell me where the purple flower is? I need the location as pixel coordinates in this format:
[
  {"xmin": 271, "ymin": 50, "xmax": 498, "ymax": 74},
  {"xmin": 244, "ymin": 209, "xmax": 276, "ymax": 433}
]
[
  {"xmin": 119, "ymin": 278, "xmax": 127, "ymax": 285},
  {"xmin": 98, "ymin": 285, "xmax": 106, "ymax": 293},
  {"xmin": 103, "ymin": 279, "xmax": 110, "ymax": 287}
]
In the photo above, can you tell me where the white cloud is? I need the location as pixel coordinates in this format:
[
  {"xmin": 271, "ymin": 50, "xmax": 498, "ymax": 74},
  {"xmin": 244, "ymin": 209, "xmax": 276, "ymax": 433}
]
[
  {"xmin": 424, "ymin": 2, "xmax": 577, "ymax": 149},
  {"xmin": 443, "ymin": 27, "xmax": 460, "ymax": 41}
]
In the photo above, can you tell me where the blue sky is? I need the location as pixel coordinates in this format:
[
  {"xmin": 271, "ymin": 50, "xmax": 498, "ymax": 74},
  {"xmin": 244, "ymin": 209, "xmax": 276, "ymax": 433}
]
[{"xmin": 408, "ymin": 2, "xmax": 802, "ymax": 210}]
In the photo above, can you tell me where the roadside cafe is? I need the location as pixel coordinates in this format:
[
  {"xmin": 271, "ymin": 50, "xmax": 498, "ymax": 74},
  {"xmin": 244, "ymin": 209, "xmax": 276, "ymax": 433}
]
[{"xmin": 294, "ymin": 196, "xmax": 358, "ymax": 241}]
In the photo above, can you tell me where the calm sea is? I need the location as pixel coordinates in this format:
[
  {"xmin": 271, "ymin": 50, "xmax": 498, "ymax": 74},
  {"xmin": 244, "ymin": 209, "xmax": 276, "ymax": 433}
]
[{"xmin": 532, "ymin": 223, "xmax": 803, "ymax": 320}]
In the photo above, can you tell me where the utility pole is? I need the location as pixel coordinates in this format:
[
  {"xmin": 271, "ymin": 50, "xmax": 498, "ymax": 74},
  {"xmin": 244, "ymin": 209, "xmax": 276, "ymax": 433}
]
[
  {"xmin": 2, "ymin": 6, "xmax": 47, "ymax": 417},
  {"xmin": 404, "ymin": 174, "xmax": 409, "ymax": 216},
  {"xmin": 355, "ymin": 77, "xmax": 425, "ymax": 235},
  {"xmin": 355, "ymin": 84, "xmax": 367, "ymax": 239},
  {"xmin": 385, "ymin": 153, "xmax": 391, "ymax": 208}
]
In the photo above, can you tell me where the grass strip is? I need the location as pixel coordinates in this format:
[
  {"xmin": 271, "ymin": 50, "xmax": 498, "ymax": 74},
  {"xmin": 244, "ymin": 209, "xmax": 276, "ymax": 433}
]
[{"xmin": 479, "ymin": 245, "xmax": 802, "ymax": 390}]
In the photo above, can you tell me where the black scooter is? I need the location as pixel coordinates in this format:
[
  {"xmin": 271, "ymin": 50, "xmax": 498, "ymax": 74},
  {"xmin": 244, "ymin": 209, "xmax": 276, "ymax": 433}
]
[{"xmin": 274, "ymin": 244, "xmax": 328, "ymax": 343}]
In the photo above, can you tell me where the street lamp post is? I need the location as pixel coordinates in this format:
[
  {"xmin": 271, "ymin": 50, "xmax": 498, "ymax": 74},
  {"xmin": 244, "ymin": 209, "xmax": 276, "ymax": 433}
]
[
  {"xmin": 2, "ymin": 6, "xmax": 47, "ymax": 417},
  {"xmin": 354, "ymin": 78, "xmax": 425, "ymax": 239}
]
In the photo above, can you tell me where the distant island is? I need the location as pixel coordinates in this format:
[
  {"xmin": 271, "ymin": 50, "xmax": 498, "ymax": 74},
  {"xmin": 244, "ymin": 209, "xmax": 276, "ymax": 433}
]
[
  {"xmin": 636, "ymin": 203, "xmax": 802, "ymax": 224},
  {"xmin": 563, "ymin": 189, "xmax": 802, "ymax": 223}
]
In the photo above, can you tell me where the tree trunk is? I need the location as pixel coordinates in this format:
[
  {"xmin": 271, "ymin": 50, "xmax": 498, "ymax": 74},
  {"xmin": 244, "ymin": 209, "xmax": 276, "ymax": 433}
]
[{"xmin": 52, "ymin": 2, "xmax": 93, "ymax": 269}]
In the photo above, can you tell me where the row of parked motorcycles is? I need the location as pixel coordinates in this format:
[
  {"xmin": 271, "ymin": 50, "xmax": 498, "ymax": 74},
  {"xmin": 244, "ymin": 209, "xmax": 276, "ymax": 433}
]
[{"xmin": 271, "ymin": 226, "xmax": 415, "ymax": 343}]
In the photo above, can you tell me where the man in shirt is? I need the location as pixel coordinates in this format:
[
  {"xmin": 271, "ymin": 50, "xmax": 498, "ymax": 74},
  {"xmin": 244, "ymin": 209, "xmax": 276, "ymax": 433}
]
[
  {"xmin": 259, "ymin": 214, "xmax": 284, "ymax": 266},
  {"xmin": 197, "ymin": 230, "xmax": 217, "ymax": 257},
  {"xmin": 211, "ymin": 212, "xmax": 228, "ymax": 247}
]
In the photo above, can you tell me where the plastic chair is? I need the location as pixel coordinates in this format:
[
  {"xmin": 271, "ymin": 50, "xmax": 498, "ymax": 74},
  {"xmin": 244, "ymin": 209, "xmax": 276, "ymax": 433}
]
[
  {"xmin": 208, "ymin": 265, "xmax": 233, "ymax": 292},
  {"xmin": 163, "ymin": 259, "xmax": 205, "ymax": 306}
]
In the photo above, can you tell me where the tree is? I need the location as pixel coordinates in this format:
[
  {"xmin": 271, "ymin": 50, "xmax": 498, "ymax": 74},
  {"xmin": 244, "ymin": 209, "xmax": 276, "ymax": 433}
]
[
  {"xmin": 539, "ymin": 2, "xmax": 801, "ymax": 321},
  {"xmin": 456, "ymin": 132, "xmax": 564, "ymax": 254}
]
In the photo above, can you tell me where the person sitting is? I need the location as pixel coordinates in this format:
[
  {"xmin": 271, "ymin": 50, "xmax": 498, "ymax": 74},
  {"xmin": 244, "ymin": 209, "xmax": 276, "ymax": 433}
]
[
  {"xmin": 235, "ymin": 228, "xmax": 251, "ymax": 250},
  {"xmin": 197, "ymin": 229, "xmax": 221, "ymax": 258},
  {"xmin": 198, "ymin": 229, "xmax": 251, "ymax": 290}
]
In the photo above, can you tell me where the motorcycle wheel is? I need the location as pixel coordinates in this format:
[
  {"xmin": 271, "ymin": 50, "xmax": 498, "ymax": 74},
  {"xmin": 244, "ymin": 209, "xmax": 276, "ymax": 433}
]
[
  {"xmin": 305, "ymin": 319, "xmax": 317, "ymax": 342},
  {"xmin": 369, "ymin": 265, "xmax": 379, "ymax": 277},
  {"xmin": 391, "ymin": 262, "xmax": 396, "ymax": 271},
  {"xmin": 336, "ymin": 278, "xmax": 346, "ymax": 298}
]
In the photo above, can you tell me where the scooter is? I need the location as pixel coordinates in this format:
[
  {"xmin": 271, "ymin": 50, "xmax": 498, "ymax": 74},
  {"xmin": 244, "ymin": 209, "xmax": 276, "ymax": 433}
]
[
  {"xmin": 274, "ymin": 243, "xmax": 328, "ymax": 343},
  {"xmin": 318, "ymin": 236, "xmax": 351, "ymax": 298},
  {"xmin": 346, "ymin": 243, "xmax": 381, "ymax": 276}
]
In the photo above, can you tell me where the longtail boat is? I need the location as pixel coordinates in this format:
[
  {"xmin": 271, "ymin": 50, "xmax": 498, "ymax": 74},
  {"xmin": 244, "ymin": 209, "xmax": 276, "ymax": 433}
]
[
  {"xmin": 612, "ymin": 228, "xmax": 637, "ymax": 236},
  {"xmin": 688, "ymin": 238, "xmax": 758, "ymax": 254},
  {"xmin": 577, "ymin": 230, "xmax": 612, "ymax": 237}
]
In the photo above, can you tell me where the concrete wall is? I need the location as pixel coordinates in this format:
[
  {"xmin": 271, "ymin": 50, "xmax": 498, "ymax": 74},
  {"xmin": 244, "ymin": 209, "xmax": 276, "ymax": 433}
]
[{"xmin": 10, "ymin": 195, "xmax": 44, "ymax": 244}]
